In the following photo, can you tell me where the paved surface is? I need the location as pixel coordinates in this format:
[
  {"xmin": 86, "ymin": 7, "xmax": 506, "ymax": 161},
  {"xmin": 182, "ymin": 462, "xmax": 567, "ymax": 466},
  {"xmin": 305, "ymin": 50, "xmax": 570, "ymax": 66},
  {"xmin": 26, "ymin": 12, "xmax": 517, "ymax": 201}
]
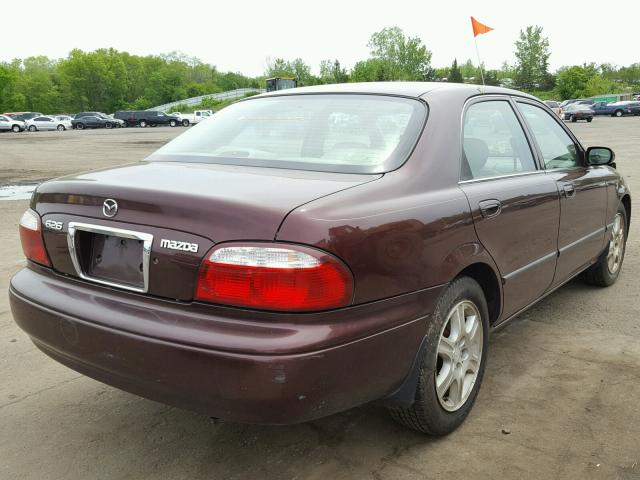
[{"xmin": 1, "ymin": 119, "xmax": 639, "ymax": 479}]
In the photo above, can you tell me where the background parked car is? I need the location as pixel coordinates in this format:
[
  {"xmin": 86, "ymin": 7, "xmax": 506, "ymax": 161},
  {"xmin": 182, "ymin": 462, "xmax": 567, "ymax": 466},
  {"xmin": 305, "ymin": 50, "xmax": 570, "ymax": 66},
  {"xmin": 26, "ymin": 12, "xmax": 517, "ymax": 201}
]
[
  {"xmin": 0, "ymin": 115, "xmax": 27, "ymax": 132},
  {"xmin": 3, "ymin": 112, "xmax": 43, "ymax": 121},
  {"xmin": 591, "ymin": 102, "xmax": 616, "ymax": 116},
  {"xmin": 71, "ymin": 115, "xmax": 118, "ymax": 130},
  {"xmin": 171, "ymin": 110, "xmax": 213, "ymax": 126},
  {"xmin": 26, "ymin": 116, "xmax": 72, "ymax": 131},
  {"xmin": 606, "ymin": 101, "xmax": 640, "ymax": 117},
  {"xmin": 75, "ymin": 112, "xmax": 124, "ymax": 128},
  {"xmin": 543, "ymin": 100, "xmax": 561, "ymax": 116},
  {"xmin": 54, "ymin": 115, "xmax": 74, "ymax": 122},
  {"xmin": 562, "ymin": 104, "xmax": 595, "ymax": 122},
  {"xmin": 114, "ymin": 110, "xmax": 182, "ymax": 127}
]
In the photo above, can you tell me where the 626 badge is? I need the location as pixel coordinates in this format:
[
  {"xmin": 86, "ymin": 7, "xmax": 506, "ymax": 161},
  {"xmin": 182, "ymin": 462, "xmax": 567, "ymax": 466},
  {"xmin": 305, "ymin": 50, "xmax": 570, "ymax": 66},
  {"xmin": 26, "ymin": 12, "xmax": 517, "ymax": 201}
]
[{"xmin": 44, "ymin": 220, "xmax": 63, "ymax": 231}]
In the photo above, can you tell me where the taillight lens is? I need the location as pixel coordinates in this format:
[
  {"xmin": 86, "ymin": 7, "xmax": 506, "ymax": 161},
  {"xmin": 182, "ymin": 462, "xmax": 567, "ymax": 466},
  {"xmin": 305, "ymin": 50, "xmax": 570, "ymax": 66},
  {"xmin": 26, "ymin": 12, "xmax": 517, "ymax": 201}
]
[
  {"xmin": 195, "ymin": 244, "xmax": 353, "ymax": 311},
  {"xmin": 19, "ymin": 209, "xmax": 51, "ymax": 267}
]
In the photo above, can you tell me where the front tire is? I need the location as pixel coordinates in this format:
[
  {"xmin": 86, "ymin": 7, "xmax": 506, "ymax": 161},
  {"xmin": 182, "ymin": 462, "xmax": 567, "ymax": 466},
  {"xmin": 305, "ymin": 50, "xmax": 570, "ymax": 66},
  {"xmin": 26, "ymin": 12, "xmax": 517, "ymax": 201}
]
[
  {"xmin": 76, "ymin": 123, "xmax": 85, "ymax": 130},
  {"xmin": 587, "ymin": 117, "xmax": 593, "ymax": 123},
  {"xmin": 105, "ymin": 122, "xmax": 113, "ymax": 129},
  {"xmin": 182, "ymin": 119, "xmax": 190, "ymax": 127},
  {"xmin": 11, "ymin": 125, "xmax": 21, "ymax": 133},
  {"xmin": 28, "ymin": 125, "xmax": 37, "ymax": 132},
  {"xmin": 615, "ymin": 110, "xmax": 623, "ymax": 117},
  {"xmin": 583, "ymin": 204, "xmax": 627, "ymax": 287},
  {"xmin": 388, "ymin": 276, "xmax": 489, "ymax": 435},
  {"xmin": 169, "ymin": 120, "xmax": 177, "ymax": 127},
  {"xmin": 57, "ymin": 124, "xmax": 65, "ymax": 131},
  {"xmin": 139, "ymin": 120, "xmax": 147, "ymax": 128},
  {"xmin": 571, "ymin": 115, "xmax": 577, "ymax": 122}
]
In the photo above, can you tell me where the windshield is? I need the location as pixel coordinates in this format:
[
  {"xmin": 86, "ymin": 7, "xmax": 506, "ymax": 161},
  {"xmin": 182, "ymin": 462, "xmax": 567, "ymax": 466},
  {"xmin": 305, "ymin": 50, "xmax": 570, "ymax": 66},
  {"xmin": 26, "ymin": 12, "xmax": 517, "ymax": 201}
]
[{"xmin": 149, "ymin": 94, "xmax": 427, "ymax": 174}]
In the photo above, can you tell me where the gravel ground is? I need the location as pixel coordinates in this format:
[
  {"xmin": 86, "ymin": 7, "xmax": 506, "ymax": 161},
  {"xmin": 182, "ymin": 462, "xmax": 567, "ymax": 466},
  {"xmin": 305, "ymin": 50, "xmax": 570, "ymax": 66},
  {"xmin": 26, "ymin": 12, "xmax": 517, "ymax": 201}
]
[{"xmin": 0, "ymin": 118, "xmax": 639, "ymax": 479}]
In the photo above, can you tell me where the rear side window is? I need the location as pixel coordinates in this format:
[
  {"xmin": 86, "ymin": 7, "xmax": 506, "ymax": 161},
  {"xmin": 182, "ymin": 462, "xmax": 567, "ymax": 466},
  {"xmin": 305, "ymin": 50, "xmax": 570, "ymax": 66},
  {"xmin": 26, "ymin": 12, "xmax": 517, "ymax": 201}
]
[
  {"xmin": 150, "ymin": 94, "xmax": 427, "ymax": 174},
  {"xmin": 517, "ymin": 102, "xmax": 578, "ymax": 169},
  {"xmin": 462, "ymin": 100, "xmax": 536, "ymax": 181}
]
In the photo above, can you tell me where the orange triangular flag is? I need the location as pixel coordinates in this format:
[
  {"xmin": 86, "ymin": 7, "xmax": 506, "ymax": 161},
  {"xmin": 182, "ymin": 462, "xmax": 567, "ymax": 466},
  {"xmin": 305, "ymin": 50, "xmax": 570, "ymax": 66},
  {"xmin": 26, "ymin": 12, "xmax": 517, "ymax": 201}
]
[{"xmin": 471, "ymin": 16, "xmax": 493, "ymax": 37}]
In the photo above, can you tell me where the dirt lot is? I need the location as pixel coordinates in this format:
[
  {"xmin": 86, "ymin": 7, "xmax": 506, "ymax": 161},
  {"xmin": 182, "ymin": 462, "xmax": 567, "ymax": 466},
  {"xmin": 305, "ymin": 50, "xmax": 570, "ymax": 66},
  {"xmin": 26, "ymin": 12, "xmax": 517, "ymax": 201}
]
[{"xmin": 1, "ymin": 119, "xmax": 639, "ymax": 479}]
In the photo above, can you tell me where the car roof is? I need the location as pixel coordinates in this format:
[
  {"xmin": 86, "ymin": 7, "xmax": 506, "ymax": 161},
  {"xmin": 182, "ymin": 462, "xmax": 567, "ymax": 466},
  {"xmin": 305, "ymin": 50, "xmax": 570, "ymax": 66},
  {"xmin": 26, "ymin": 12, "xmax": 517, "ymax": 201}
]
[{"xmin": 256, "ymin": 81, "xmax": 538, "ymax": 101}]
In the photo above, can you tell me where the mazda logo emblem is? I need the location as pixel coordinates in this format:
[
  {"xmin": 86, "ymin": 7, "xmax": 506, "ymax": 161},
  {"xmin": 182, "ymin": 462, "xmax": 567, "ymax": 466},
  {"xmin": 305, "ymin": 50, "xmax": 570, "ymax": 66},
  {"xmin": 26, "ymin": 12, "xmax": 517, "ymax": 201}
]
[{"xmin": 103, "ymin": 199, "xmax": 118, "ymax": 218}]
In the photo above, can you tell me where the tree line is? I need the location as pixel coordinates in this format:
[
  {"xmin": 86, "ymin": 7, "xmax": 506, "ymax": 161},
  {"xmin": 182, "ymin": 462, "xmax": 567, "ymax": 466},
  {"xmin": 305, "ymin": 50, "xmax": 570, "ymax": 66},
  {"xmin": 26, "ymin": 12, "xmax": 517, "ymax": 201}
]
[{"xmin": 1, "ymin": 26, "xmax": 639, "ymax": 114}]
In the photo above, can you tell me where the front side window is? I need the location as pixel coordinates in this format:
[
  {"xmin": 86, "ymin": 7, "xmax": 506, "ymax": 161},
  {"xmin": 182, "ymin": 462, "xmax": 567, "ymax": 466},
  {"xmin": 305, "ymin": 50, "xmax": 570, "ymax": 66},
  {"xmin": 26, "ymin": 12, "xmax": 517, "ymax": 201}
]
[
  {"xmin": 150, "ymin": 94, "xmax": 427, "ymax": 174},
  {"xmin": 517, "ymin": 102, "xmax": 579, "ymax": 169},
  {"xmin": 462, "ymin": 100, "xmax": 536, "ymax": 180}
]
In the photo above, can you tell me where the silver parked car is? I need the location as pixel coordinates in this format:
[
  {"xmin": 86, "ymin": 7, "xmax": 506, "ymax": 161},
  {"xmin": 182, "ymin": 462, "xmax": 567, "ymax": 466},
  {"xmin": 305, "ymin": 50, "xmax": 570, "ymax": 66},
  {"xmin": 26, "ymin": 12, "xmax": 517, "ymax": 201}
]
[
  {"xmin": 26, "ymin": 116, "xmax": 72, "ymax": 132},
  {"xmin": 0, "ymin": 114, "xmax": 26, "ymax": 132}
]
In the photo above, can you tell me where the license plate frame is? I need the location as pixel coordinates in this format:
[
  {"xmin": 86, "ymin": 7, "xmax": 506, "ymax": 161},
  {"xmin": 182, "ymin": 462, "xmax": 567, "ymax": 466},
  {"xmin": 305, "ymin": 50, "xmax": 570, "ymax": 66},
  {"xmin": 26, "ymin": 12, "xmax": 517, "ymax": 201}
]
[{"xmin": 67, "ymin": 222, "xmax": 153, "ymax": 293}]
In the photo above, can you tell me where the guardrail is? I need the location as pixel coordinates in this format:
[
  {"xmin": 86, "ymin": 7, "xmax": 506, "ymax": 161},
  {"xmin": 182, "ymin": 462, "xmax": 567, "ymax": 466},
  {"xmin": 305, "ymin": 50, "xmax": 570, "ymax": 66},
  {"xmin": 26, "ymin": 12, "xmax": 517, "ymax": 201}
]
[{"xmin": 147, "ymin": 88, "xmax": 265, "ymax": 112}]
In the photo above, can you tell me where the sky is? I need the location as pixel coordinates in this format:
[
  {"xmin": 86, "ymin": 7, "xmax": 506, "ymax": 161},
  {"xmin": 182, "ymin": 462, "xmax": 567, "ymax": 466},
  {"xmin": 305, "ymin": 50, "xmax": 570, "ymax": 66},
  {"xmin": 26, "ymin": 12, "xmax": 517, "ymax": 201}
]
[{"xmin": 3, "ymin": 0, "xmax": 637, "ymax": 75}]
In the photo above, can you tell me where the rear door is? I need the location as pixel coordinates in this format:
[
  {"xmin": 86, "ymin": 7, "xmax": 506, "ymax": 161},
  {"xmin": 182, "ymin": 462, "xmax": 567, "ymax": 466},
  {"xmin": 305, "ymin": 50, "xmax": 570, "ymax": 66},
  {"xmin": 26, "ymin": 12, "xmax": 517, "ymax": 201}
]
[
  {"xmin": 459, "ymin": 97, "xmax": 560, "ymax": 320},
  {"xmin": 515, "ymin": 100, "xmax": 607, "ymax": 287},
  {"xmin": 35, "ymin": 116, "xmax": 52, "ymax": 130}
]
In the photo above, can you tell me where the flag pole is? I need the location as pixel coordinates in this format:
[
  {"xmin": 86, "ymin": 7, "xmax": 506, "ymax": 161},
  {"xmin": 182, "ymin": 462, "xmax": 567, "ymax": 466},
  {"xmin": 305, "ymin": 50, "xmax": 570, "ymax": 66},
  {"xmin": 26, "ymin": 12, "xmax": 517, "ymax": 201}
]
[{"xmin": 473, "ymin": 36, "xmax": 485, "ymax": 87}]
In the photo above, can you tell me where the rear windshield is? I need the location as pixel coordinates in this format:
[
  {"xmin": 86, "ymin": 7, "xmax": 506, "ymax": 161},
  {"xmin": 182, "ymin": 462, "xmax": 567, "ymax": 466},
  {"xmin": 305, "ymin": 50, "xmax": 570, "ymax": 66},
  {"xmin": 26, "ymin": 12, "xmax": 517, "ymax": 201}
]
[{"xmin": 149, "ymin": 94, "xmax": 427, "ymax": 174}]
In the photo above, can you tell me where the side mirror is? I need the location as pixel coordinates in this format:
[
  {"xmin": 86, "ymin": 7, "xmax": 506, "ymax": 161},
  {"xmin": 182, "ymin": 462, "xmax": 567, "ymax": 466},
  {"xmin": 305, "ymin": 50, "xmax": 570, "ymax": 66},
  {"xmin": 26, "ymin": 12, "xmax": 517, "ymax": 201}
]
[{"xmin": 587, "ymin": 146, "xmax": 615, "ymax": 167}]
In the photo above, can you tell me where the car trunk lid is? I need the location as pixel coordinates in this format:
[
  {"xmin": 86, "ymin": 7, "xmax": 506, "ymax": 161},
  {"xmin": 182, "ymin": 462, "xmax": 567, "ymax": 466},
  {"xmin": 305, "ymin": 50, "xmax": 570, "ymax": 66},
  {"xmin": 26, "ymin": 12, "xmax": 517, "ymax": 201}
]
[{"xmin": 33, "ymin": 161, "xmax": 379, "ymax": 300}]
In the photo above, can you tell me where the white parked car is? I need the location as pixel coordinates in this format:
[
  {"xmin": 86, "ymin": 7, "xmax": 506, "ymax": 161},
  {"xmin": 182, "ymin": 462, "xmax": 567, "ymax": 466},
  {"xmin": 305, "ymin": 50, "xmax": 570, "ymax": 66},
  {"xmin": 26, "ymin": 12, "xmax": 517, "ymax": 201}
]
[
  {"xmin": 171, "ymin": 110, "xmax": 213, "ymax": 126},
  {"xmin": 26, "ymin": 116, "xmax": 72, "ymax": 131},
  {"xmin": 0, "ymin": 115, "xmax": 27, "ymax": 133}
]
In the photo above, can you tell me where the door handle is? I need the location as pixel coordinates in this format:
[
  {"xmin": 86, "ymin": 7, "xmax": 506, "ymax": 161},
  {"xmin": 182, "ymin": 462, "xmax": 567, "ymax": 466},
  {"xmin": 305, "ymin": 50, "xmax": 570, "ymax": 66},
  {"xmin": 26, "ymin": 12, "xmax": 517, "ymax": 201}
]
[
  {"xmin": 478, "ymin": 199, "xmax": 502, "ymax": 218},
  {"xmin": 562, "ymin": 183, "xmax": 576, "ymax": 198}
]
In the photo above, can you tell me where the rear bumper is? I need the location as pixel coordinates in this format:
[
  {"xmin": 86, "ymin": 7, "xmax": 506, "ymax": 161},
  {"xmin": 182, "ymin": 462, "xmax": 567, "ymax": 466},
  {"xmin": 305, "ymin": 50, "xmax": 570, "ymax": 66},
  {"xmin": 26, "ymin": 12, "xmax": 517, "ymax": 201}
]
[{"xmin": 9, "ymin": 266, "xmax": 441, "ymax": 424}]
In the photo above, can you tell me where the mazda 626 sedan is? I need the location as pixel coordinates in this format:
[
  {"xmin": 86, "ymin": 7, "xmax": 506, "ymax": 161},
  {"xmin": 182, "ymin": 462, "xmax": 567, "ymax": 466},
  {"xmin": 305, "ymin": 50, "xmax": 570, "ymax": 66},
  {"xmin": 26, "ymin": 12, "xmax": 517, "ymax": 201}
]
[{"xmin": 10, "ymin": 82, "xmax": 630, "ymax": 435}]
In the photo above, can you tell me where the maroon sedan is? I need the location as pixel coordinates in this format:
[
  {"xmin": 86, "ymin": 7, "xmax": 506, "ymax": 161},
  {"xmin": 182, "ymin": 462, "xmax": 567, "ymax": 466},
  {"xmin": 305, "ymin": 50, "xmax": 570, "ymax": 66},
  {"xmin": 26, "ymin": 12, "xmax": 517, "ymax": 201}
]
[{"xmin": 10, "ymin": 82, "xmax": 630, "ymax": 435}]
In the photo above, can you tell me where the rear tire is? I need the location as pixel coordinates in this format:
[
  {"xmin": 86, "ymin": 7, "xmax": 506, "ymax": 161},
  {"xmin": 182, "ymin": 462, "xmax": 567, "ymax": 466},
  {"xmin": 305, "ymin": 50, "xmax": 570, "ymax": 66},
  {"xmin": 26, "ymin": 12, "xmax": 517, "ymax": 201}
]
[
  {"xmin": 587, "ymin": 117, "xmax": 593, "ymax": 123},
  {"xmin": 388, "ymin": 276, "xmax": 489, "ymax": 436},
  {"xmin": 11, "ymin": 125, "xmax": 20, "ymax": 133},
  {"xmin": 169, "ymin": 120, "xmax": 177, "ymax": 127},
  {"xmin": 57, "ymin": 124, "xmax": 65, "ymax": 131},
  {"xmin": 139, "ymin": 120, "xmax": 147, "ymax": 128},
  {"xmin": 583, "ymin": 204, "xmax": 627, "ymax": 287},
  {"xmin": 571, "ymin": 115, "xmax": 577, "ymax": 122}
]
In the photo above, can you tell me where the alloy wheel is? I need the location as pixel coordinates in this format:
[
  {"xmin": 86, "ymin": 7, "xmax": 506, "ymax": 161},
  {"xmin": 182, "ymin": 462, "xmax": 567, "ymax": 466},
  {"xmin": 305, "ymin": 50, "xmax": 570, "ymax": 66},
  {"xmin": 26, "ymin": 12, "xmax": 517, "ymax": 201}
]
[
  {"xmin": 607, "ymin": 212, "xmax": 625, "ymax": 274},
  {"xmin": 435, "ymin": 300, "xmax": 483, "ymax": 412}
]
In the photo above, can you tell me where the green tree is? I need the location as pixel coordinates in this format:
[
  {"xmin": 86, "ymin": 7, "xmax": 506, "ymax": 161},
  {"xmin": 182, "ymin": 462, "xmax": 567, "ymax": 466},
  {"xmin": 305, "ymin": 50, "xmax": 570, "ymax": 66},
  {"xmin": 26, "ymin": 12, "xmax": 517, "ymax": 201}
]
[
  {"xmin": 582, "ymin": 75, "xmax": 617, "ymax": 97},
  {"xmin": 265, "ymin": 57, "xmax": 317, "ymax": 86},
  {"xmin": 366, "ymin": 26, "xmax": 433, "ymax": 80},
  {"xmin": 0, "ymin": 61, "xmax": 25, "ymax": 111},
  {"xmin": 514, "ymin": 25, "xmax": 552, "ymax": 90},
  {"xmin": 350, "ymin": 59, "xmax": 389, "ymax": 82},
  {"xmin": 484, "ymin": 70, "xmax": 501, "ymax": 86},
  {"xmin": 448, "ymin": 59, "xmax": 463, "ymax": 83},
  {"xmin": 460, "ymin": 59, "xmax": 477, "ymax": 81},
  {"xmin": 556, "ymin": 66, "xmax": 591, "ymax": 99},
  {"xmin": 319, "ymin": 59, "xmax": 348, "ymax": 84}
]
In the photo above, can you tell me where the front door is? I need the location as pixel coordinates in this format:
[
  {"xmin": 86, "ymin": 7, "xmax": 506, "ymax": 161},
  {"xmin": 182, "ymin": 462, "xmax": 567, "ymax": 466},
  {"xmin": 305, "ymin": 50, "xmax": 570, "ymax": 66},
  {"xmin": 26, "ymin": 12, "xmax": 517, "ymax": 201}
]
[
  {"xmin": 515, "ymin": 101, "xmax": 607, "ymax": 287},
  {"xmin": 459, "ymin": 98, "xmax": 560, "ymax": 320}
]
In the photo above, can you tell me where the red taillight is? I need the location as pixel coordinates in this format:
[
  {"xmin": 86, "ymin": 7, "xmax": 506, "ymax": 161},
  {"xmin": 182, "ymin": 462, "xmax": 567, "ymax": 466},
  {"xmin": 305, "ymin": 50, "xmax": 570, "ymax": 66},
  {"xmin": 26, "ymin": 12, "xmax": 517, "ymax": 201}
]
[
  {"xmin": 195, "ymin": 244, "xmax": 353, "ymax": 311},
  {"xmin": 19, "ymin": 209, "xmax": 51, "ymax": 267}
]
